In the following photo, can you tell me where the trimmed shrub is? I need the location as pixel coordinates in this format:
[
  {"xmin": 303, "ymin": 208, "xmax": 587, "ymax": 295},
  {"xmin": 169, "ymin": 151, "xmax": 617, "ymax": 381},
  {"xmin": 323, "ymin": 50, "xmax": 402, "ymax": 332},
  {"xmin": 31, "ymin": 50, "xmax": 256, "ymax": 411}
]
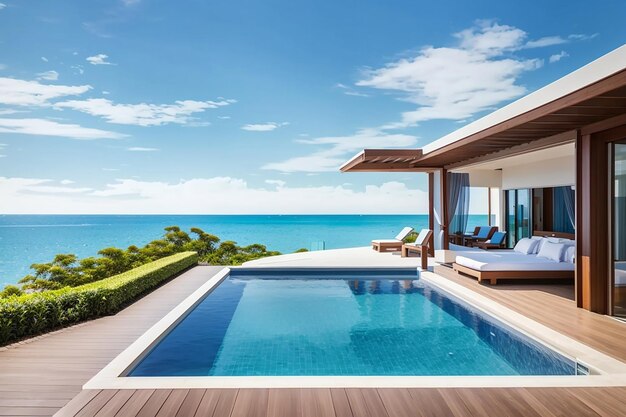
[{"xmin": 0, "ymin": 252, "xmax": 198, "ymax": 345}]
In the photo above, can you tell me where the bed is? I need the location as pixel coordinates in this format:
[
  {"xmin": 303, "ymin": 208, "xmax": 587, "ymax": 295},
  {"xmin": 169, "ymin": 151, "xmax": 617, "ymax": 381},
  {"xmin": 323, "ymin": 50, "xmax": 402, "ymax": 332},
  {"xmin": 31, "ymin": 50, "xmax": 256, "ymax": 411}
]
[{"xmin": 453, "ymin": 249, "xmax": 575, "ymax": 285}]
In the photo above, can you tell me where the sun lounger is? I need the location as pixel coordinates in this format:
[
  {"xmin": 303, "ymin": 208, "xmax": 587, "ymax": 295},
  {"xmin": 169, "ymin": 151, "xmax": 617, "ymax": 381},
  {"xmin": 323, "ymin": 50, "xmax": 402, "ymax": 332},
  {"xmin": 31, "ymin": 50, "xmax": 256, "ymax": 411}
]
[
  {"xmin": 474, "ymin": 231, "xmax": 507, "ymax": 249},
  {"xmin": 371, "ymin": 226, "xmax": 413, "ymax": 252},
  {"xmin": 400, "ymin": 229, "xmax": 433, "ymax": 269},
  {"xmin": 466, "ymin": 226, "xmax": 498, "ymax": 246}
]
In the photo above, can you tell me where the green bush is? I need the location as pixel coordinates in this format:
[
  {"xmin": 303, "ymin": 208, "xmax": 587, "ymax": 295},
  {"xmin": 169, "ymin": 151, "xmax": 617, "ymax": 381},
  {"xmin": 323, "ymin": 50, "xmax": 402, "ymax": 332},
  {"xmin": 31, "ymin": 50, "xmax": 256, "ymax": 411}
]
[{"xmin": 0, "ymin": 252, "xmax": 198, "ymax": 346}]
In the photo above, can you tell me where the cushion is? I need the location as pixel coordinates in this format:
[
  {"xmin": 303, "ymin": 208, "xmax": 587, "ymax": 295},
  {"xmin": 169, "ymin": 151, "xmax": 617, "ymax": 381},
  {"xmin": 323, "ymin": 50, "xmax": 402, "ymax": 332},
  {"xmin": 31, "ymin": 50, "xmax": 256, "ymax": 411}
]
[
  {"xmin": 514, "ymin": 238, "xmax": 538, "ymax": 255},
  {"xmin": 531, "ymin": 237, "xmax": 548, "ymax": 254},
  {"xmin": 537, "ymin": 241, "xmax": 566, "ymax": 262},
  {"xmin": 394, "ymin": 227, "xmax": 414, "ymax": 241},
  {"xmin": 565, "ymin": 246, "xmax": 576, "ymax": 264}
]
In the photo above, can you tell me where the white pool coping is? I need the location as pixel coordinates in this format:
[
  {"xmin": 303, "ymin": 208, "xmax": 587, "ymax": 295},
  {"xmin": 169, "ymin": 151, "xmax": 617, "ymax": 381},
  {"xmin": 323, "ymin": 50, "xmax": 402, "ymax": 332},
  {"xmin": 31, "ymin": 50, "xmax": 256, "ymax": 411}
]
[{"xmin": 84, "ymin": 267, "xmax": 626, "ymax": 390}]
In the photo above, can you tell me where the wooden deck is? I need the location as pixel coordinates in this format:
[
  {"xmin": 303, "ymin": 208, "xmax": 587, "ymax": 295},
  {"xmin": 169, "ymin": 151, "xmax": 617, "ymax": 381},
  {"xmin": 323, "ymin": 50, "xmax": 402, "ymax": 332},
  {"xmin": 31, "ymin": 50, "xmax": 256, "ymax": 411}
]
[
  {"xmin": 0, "ymin": 266, "xmax": 225, "ymax": 417},
  {"xmin": 2, "ymin": 265, "xmax": 626, "ymax": 416}
]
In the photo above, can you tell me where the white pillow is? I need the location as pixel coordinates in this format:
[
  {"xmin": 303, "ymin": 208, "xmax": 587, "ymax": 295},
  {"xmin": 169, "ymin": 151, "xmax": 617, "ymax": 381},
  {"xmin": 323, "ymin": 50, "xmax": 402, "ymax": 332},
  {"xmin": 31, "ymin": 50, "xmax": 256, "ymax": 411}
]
[
  {"xmin": 514, "ymin": 238, "xmax": 538, "ymax": 255},
  {"xmin": 531, "ymin": 236, "xmax": 548, "ymax": 254},
  {"xmin": 537, "ymin": 241, "xmax": 566, "ymax": 262},
  {"xmin": 564, "ymin": 246, "xmax": 576, "ymax": 264}
]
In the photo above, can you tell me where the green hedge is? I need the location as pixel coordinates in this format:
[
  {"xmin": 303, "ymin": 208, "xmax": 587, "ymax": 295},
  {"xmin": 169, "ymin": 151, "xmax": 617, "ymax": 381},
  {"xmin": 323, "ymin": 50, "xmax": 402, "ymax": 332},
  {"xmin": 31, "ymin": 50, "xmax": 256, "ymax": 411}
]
[{"xmin": 0, "ymin": 251, "xmax": 198, "ymax": 345}]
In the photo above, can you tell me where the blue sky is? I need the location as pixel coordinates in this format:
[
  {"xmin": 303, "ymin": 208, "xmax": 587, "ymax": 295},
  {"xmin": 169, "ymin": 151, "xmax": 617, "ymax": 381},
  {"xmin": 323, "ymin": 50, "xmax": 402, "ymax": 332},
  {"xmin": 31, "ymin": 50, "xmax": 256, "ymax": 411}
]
[{"xmin": 0, "ymin": 0, "xmax": 624, "ymax": 214}]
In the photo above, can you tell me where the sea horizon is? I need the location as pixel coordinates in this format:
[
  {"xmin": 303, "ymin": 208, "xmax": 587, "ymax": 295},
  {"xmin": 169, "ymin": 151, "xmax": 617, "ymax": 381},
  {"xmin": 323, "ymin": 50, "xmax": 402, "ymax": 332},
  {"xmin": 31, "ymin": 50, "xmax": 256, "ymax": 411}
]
[{"xmin": 0, "ymin": 214, "xmax": 489, "ymax": 286}]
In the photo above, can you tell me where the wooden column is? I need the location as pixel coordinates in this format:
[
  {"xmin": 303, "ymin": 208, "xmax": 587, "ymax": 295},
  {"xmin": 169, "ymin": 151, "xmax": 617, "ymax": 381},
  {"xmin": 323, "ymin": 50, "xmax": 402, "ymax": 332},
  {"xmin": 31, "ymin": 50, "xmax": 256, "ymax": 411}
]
[
  {"xmin": 428, "ymin": 172, "xmax": 435, "ymax": 256},
  {"xmin": 576, "ymin": 131, "xmax": 609, "ymax": 313}
]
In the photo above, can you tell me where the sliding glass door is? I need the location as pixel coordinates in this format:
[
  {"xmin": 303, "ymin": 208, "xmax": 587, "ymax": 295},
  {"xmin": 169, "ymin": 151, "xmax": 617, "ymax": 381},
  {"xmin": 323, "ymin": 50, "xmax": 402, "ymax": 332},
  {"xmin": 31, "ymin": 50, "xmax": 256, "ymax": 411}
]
[
  {"xmin": 505, "ymin": 189, "xmax": 531, "ymax": 248},
  {"xmin": 612, "ymin": 142, "xmax": 626, "ymax": 318}
]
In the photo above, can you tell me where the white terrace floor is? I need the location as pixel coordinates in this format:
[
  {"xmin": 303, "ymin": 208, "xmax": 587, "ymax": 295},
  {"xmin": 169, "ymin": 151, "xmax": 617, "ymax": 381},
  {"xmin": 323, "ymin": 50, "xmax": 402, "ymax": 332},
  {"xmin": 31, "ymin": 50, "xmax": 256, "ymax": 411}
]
[{"xmin": 243, "ymin": 246, "xmax": 434, "ymax": 268}]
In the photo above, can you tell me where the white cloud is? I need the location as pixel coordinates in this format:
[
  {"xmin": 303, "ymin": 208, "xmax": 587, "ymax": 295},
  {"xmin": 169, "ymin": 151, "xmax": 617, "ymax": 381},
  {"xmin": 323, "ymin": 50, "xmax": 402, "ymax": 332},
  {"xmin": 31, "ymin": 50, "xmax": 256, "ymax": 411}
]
[
  {"xmin": 568, "ymin": 33, "xmax": 598, "ymax": 41},
  {"xmin": 0, "ymin": 109, "xmax": 26, "ymax": 115},
  {"xmin": 60, "ymin": 179, "xmax": 75, "ymax": 185},
  {"xmin": 524, "ymin": 36, "xmax": 567, "ymax": 48},
  {"xmin": 335, "ymin": 83, "xmax": 369, "ymax": 97},
  {"xmin": 549, "ymin": 51, "xmax": 569, "ymax": 63},
  {"xmin": 0, "ymin": 77, "xmax": 91, "ymax": 106},
  {"xmin": 356, "ymin": 21, "xmax": 546, "ymax": 128},
  {"xmin": 265, "ymin": 179, "xmax": 286, "ymax": 188},
  {"xmin": 241, "ymin": 122, "xmax": 288, "ymax": 132},
  {"xmin": 55, "ymin": 98, "xmax": 235, "ymax": 126},
  {"xmin": 86, "ymin": 54, "xmax": 114, "ymax": 66},
  {"xmin": 71, "ymin": 65, "xmax": 84, "ymax": 75},
  {"xmin": 0, "ymin": 3, "xmax": 6, "ymax": 10},
  {"xmin": 263, "ymin": 128, "xmax": 417, "ymax": 173},
  {"xmin": 102, "ymin": 90, "xmax": 110, "ymax": 95},
  {"xmin": 0, "ymin": 176, "xmax": 429, "ymax": 214},
  {"xmin": 37, "ymin": 70, "xmax": 59, "ymax": 81},
  {"xmin": 127, "ymin": 146, "xmax": 159, "ymax": 152},
  {"xmin": 41, "ymin": 56, "xmax": 48, "ymax": 62},
  {"xmin": 0, "ymin": 118, "xmax": 125, "ymax": 139},
  {"xmin": 217, "ymin": 115, "xmax": 231, "ymax": 119}
]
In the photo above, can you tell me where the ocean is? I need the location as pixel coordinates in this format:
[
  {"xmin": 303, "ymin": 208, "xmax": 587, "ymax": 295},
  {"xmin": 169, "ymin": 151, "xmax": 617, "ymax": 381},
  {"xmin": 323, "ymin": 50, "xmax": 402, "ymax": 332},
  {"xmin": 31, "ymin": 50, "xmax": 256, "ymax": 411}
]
[{"xmin": 0, "ymin": 214, "xmax": 488, "ymax": 287}]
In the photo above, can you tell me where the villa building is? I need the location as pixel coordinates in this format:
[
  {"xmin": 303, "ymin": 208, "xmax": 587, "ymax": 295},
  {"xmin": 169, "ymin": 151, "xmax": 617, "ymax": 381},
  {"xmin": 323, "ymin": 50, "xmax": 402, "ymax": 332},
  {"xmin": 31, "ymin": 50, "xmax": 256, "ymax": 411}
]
[{"xmin": 342, "ymin": 44, "xmax": 626, "ymax": 317}]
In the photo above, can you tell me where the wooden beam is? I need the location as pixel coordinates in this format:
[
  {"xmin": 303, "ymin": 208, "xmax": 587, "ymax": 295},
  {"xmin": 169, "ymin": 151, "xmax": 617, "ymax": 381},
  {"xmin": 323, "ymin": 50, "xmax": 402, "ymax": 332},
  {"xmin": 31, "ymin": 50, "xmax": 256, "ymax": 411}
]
[{"xmin": 444, "ymin": 130, "xmax": 576, "ymax": 170}]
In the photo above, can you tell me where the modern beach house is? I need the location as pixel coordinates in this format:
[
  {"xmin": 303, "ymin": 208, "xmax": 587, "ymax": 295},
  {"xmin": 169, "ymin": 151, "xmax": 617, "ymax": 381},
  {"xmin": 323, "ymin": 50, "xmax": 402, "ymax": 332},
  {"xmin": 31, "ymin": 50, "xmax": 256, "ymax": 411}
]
[
  {"xmin": 4, "ymin": 47, "xmax": 626, "ymax": 417},
  {"xmin": 342, "ymin": 44, "xmax": 626, "ymax": 318}
]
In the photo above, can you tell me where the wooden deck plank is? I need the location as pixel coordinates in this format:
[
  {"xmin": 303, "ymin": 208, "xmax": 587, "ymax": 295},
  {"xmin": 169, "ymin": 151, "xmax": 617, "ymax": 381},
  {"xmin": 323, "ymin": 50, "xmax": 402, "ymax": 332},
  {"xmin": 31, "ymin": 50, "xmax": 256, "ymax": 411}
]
[
  {"xmin": 300, "ymin": 388, "xmax": 336, "ymax": 417},
  {"xmin": 74, "ymin": 391, "xmax": 117, "ymax": 417},
  {"xmin": 329, "ymin": 389, "xmax": 353, "ymax": 417},
  {"xmin": 154, "ymin": 389, "xmax": 188, "ymax": 417},
  {"xmin": 113, "ymin": 390, "xmax": 155, "ymax": 417},
  {"xmin": 93, "ymin": 390, "xmax": 135, "ymax": 417},
  {"xmin": 267, "ymin": 388, "xmax": 302, "ymax": 417},
  {"xmin": 135, "ymin": 390, "xmax": 171, "ymax": 417},
  {"xmin": 206, "ymin": 389, "xmax": 238, "ymax": 417},
  {"xmin": 174, "ymin": 389, "xmax": 204, "ymax": 417},
  {"xmin": 345, "ymin": 388, "xmax": 388, "ymax": 417},
  {"xmin": 407, "ymin": 389, "xmax": 454, "ymax": 417},
  {"xmin": 230, "ymin": 389, "xmax": 268, "ymax": 417},
  {"xmin": 45, "ymin": 390, "xmax": 100, "ymax": 417}
]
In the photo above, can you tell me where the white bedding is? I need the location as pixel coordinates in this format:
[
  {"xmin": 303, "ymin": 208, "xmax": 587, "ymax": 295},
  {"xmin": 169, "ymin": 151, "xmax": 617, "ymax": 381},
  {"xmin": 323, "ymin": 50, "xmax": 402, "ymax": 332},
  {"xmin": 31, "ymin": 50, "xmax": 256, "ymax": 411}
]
[{"xmin": 455, "ymin": 251, "xmax": 575, "ymax": 272}]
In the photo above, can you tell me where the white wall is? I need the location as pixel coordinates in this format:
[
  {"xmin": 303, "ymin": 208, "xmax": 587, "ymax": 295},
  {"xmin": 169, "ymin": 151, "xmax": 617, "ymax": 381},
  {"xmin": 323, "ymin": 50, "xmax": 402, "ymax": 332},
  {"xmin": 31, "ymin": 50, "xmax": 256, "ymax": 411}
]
[{"xmin": 502, "ymin": 155, "xmax": 575, "ymax": 190}]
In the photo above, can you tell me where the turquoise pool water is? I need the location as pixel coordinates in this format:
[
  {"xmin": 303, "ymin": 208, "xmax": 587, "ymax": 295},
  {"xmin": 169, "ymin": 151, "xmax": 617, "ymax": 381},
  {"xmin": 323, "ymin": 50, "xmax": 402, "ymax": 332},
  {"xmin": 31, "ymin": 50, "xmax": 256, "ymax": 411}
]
[{"xmin": 130, "ymin": 269, "xmax": 575, "ymax": 377}]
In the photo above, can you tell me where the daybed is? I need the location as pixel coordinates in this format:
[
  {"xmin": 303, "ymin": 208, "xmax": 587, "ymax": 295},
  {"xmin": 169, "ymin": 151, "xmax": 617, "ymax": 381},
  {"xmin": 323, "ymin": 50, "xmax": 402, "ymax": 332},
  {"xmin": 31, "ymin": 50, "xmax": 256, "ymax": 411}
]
[{"xmin": 452, "ymin": 237, "xmax": 575, "ymax": 285}]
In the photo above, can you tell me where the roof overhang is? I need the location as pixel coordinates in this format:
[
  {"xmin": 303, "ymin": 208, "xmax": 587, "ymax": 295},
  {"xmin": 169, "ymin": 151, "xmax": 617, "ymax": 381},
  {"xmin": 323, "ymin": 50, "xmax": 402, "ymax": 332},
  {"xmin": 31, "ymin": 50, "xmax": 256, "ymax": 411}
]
[
  {"xmin": 341, "ymin": 44, "xmax": 626, "ymax": 173},
  {"xmin": 339, "ymin": 149, "xmax": 432, "ymax": 172}
]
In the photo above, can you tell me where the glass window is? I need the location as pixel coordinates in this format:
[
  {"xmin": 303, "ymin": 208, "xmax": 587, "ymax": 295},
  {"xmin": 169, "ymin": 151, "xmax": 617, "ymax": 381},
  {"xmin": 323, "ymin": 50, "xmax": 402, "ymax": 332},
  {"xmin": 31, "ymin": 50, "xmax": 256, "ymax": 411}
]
[{"xmin": 613, "ymin": 143, "xmax": 626, "ymax": 317}]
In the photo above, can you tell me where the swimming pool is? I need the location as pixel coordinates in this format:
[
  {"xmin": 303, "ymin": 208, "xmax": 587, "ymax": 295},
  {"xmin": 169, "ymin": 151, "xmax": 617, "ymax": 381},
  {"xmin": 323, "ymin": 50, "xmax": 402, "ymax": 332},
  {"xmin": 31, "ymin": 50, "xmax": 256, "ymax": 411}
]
[{"xmin": 128, "ymin": 268, "xmax": 575, "ymax": 377}]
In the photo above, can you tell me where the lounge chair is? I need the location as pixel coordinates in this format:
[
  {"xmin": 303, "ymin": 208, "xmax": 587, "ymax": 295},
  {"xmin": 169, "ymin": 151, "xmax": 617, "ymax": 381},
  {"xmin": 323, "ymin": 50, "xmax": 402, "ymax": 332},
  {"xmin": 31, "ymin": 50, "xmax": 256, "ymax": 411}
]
[
  {"xmin": 466, "ymin": 226, "xmax": 498, "ymax": 246},
  {"xmin": 401, "ymin": 229, "xmax": 433, "ymax": 269},
  {"xmin": 371, "ymin": 227, "xmax": 414, "ymax": 252},
  {"xmin": 475, "ymin": 231, "xmax": 507, "ymax": 249}
]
